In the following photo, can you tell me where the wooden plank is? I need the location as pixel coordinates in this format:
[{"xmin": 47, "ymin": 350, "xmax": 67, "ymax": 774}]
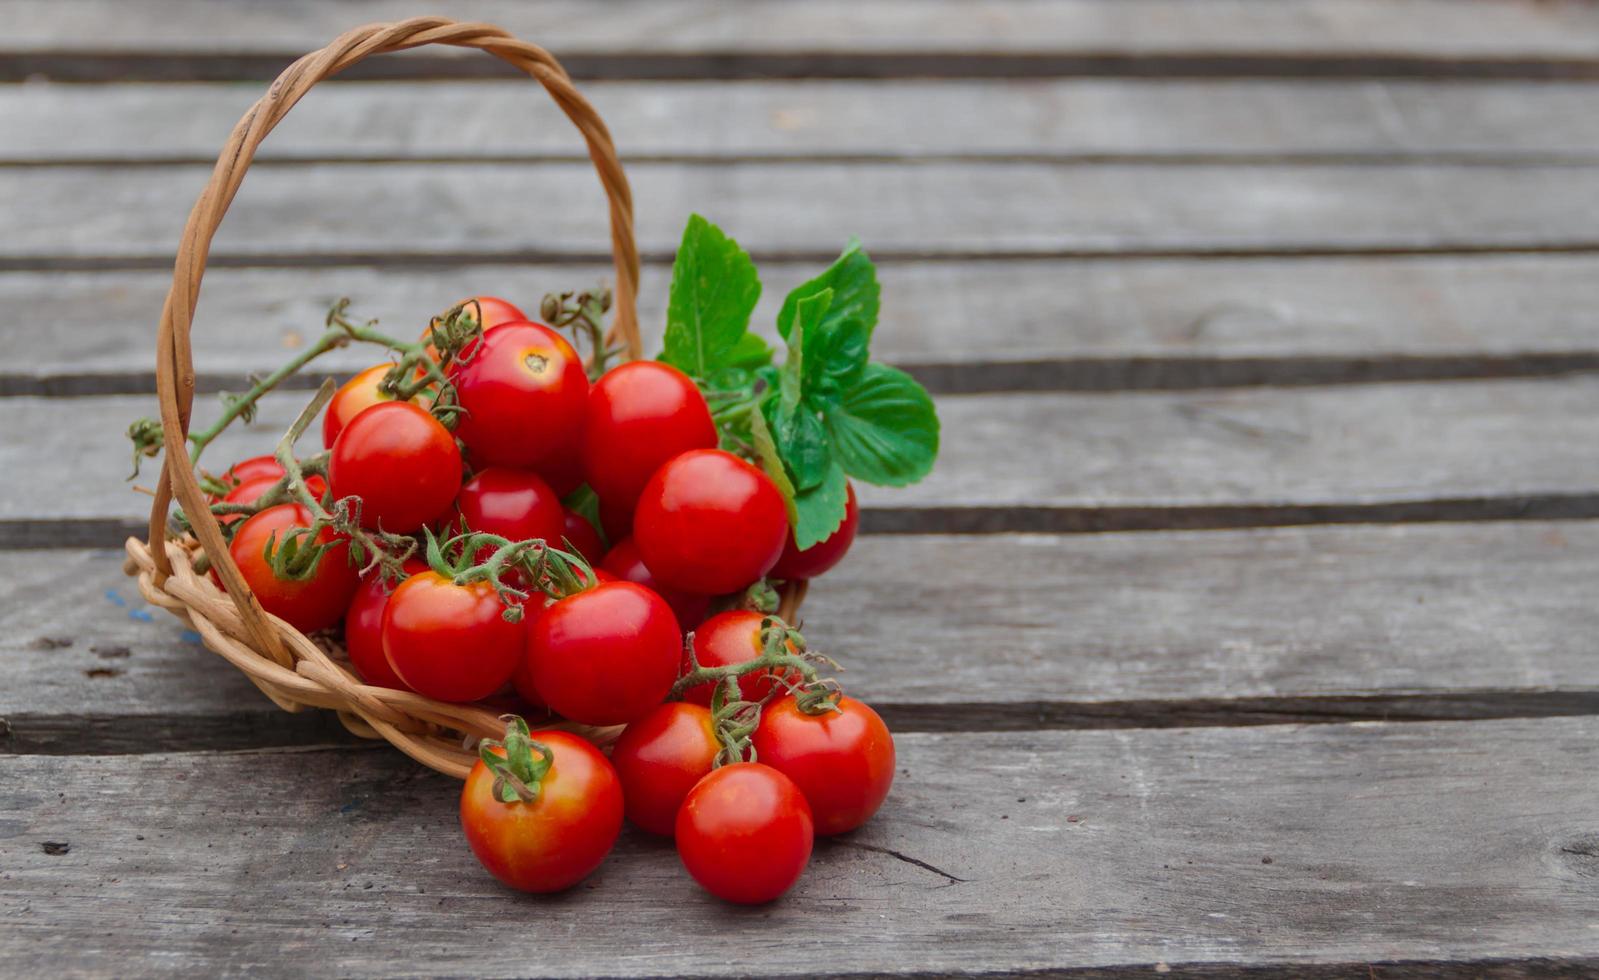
[
  {"xmin": 8, "ymin": 161, "xmax": 1599, "ymax": 267},
  {"xmin": 6, "ymin": 377, "xmax": 1597, "ymax": 530},
  {"xmin": 5, "ymin": 523, "xmax": 1597, "ymax": 751},
  {"xmin": 5, "ymin": 719, "xmax": 1599, "ymax": 976},
  {"xmin": 12, "ymin": 80, "xmax": 1599, "ymax": 163},
  {"xmin": 12, "ymin": 255, "xmax": 1599, "ymax": 390}
]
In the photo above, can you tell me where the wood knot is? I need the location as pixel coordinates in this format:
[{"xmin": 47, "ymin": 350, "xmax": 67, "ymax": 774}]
[{"xmin": 1551, "ymin": 835, "xmax": 1599, "ymax": 879}]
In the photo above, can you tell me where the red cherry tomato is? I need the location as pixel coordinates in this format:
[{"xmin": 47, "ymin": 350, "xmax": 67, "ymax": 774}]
[
  {"xmin": 216, "ymin": 472, "xmax": 328, "ymax": 525},
  {"xmin": 752, "ymin": 695, "xmax": 895, "ymax": 836},
  {"xmin": 559, "ymin": 508, "xmax": 605, "ymax": 564},
  {"xmin": 527, "ymin": 581, "xmax": 680, "ymax": 725},
  {"xmin": 582, "ymin": 361, "xmax": 717, "ymax": 514},
  {"xmin": 321, "ymin": 364, "xmax": 421, "ymax": 450},
  {"xmin": 381, "ymin": 570, "xmax": 523, "ymax": 702},
  {"xmin": 329, "ymin": 402, "xmax": 462, "ymax": 533},
  {"xmin": 601, "ymin": 536, "xmax": 710, "ymax": 631},
  {"xmin": 453, "ymin": 468, "xmax": 565, "ymax": 546},
  {"xmin": 679, "ymin": 610, "xmax": 799, "ymax": 706},
  {"xmin": 447, "ymin": 321, "xmax": 588, "ymax": 470},
  {"xmin": 676, "ymin": 762, "xmax": 813, "ymax": 904},
  {"xmin": 227, "ymin": 503, "xmax": 359, "ymax": 634},
  {"xmin": 342, "ymin": 558, "xmax": 427, "ymax": 690},
  {"xmin": 610, "ymin": 702, "xmax": 719, "ymax": 836},
  {"xmin": 633, "ymin": 449, "xmax": 789, "ymax": 595},
  {"xmin": 210, "ymin": 454, "xmax": 283, "ymax": 497},
  {"xmin": 771, "ymin": 482, "xmax": 859, "ymax": 580},
  {"xmin": 461, "ymin": 728, "xmax": 622, "ymax": 893},
  {"xmin": 510, "ymin": 595, "xmax": 553, "ymax": 709}
]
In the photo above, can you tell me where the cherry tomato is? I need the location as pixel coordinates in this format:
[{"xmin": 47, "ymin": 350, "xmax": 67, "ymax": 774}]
[
  {"xmin": 321, "ymin": 364, "xmax": 426, "ymax": 450},
  {"xmin": 211, "ymin": 454, "xmax": 283, "ymax": 496},
  {"xmin": 510, "ymin": 595, "xmax": 553, "ymax": 708},
  {"xmin": 423, "ymin": 295, "xmax": 526, "ymax": 359},
  {"xmin": 381, "ymin": 570, "xmax": 523, "ymax": 702},
  {"xmin": 770, "ymin": 482, "xmax": 858, "ymax": 580},
  {"xmin": 679, "ymin": 610, "xmax": 799, "ymax": 706},
  {"xmin": 582, "ymin": 361, "xmax": 717, "ymax": 514},
  {"xmin": 329, "ymin": 401, "xmax": 462, "ymax": 533},
  {"xmin": 752, "ymin": 695, "xmax": 895, "ymax": 836},
  {"xmin": 601, "ymin": 536, "xmax": 710, "ymax": 631},
  {"xmin": 560, "ymin": 507, "xmax": 605, "ymax": 564},
  {"xmin": 633, "ymin": 449, "xmax": 789, "ymax": 595},
  {"xmin": 342, "ymin": 558, "xmax": 427, "ymax": 690},
  {"xmin": 610, "ymin": 702, "xmax": 718, "ymax": 835},
  {"xmin": 227, "ymin": 503, "xmax": 359, "ymax": 634},
  {"xmin": 453, "ymin": 468, "xmax": 565, "ymax": 547},
  {"xmin": 676, "ymin": 762, "xmax": 813, "ymax": 904},
  {"xmin": 461, "ymin": 728, "xmax": 623, "ymax": 893},
  {"xmin": 447, "ymin": 321, "xmax": 588, "ymax": 470},
  {"xmin": 216, "ymin": 472, "xmax": 327, "ymax": 525},
  {"xmin": 527, "ymin": 581, "xmax": 680, "ymax": 725}
]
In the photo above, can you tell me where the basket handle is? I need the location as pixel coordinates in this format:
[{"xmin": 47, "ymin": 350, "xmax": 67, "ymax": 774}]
[{"xmin": 147, "ymin": 18, "xmax": 641, "ymax": 666}]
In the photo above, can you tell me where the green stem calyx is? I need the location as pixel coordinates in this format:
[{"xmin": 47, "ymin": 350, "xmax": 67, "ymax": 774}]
[{"xmin": 479, "ymin": 715, "xmax": 554, "ymax": 804}]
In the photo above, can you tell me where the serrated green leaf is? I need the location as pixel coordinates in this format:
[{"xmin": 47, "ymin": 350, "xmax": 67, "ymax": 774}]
[
  {"xmin": 791, "ymin": 460, "xmax": 849, "ymax": 551},
  {"xmin": 659, "ymin": 215, "xmax": 762, "ymax": 378},
  {"xmin": 824, "ymin": 364, "xmax": 939, "ymax": 487},
  {"xmin": 776, "ymin": 238, "xmax": 879, "ymax": 344}
]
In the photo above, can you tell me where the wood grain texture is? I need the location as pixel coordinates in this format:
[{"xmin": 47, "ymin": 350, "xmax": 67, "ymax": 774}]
[
  {"xmin": 16, "ymin": 255, "xmax": 1599, "ymax": 388},
  {"xmin": 14, "ymin": 377, "xmax": 1599, "ymax": 525},
  {"xmin": 10, "ymin": 161, "xmax": 1599, "ymax": 267},
  {"xmin": 5, "ymin": 522, "xmax": 1596, "ymax": 751},
  {"xmin": 12, "ymin": 79, "xmax": 1599, "ymax": 163},
  {"xmin": 5, "ymin": 719, "xmax": 1599, "ymax": 976}
]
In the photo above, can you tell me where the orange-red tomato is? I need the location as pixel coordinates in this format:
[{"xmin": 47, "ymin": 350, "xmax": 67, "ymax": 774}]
[
  {"xmin": 226, "ymin": 503, "xmax": 359, "ymax": 634},
  {"xmin": 678, "ymin": 610, "xmax": 799, "ymax": 706},
  {"xmin": 329, "ymin": 402, "xmax": 462, "ymax": 533},
  {"xmin": 447, "ymin": 322, "xmax": 589, "ymax": 471},
  {"xmin": 610, "ymin": 702, "xmax": 718, "ymax": 835},
  {"xmin": 526, "ymin": 581, "xmax": 680, "ymax": 726},
  {"xmin": 342, "ymin": 558, "xmax": 427, "ymax": 690},
  {"xmin": 460, "ymin": 730, "xmax": 623, "ymax": 893},
  {"xmin": 380, "ymin": 571, "xmax": 523, "ymax": 702},
  {"xmin": 323, "ymin": 365, "xmax": 409, "ymax": 450},
  {"xmin": 751, "ymin": 695, "xmax": 895, "ymax": 836},
  {"xmin": 675, "ymin": 762, "xmax": 813, "ymax": 904}
]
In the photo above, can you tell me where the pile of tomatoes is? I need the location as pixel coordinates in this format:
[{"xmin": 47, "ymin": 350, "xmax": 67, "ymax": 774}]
[{"xmin": 203, "ymin": 295, "xmax": 889, "ymax": 903}]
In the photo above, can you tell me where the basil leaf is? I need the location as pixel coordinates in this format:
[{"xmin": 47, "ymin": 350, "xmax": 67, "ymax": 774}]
[
  {"xmin": 791, "ymin": 460, "xmax": 849, "ymax": 551},
  {"xmin": 749, "ymin": 408, "xmax": 799, "ymax": 529},
  {"xmin": 805, "ymin": 315, "xmax": 869, "ymax": 397},
  {"xmin": 659, "ymin": 215, "xmax": 761, "ymax": 379},
  {"xmin": 775, "ymin": 238, "xmax": 879, "ymax": 345},
  {"xmin": 771, "ymin": 290, "xmax": 834, "ymax": 492},
  {"xmin": 723, "ymin": 331, "xmax": 774, "ymax": 370},
  {"xmin": 824, "ymin": 364, "xmax": 939, "ymax": 487}
]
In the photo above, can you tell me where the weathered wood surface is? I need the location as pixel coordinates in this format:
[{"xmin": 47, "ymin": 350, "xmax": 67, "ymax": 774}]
[
  {"xmin": 6, "ymin": 522, "xmax": 1597, "ymax": 752},
  {"xmin": 11, "ymin": 161, "xmax": 1599, "ymax": 267},
  {"xmin": 7, "ymin": 378, "xmax": 1597, "ymax": 533},
  {"xmin": 13, "ymin": 80, "xmax": 1599, "ymax": 163},
  {"xmin": 6, "ymin": 719, "xmax": 1599, "ymax": 977},
  {"xmin": 14, "ymin": 255, "xmax": 1599, "ymax": 394}
]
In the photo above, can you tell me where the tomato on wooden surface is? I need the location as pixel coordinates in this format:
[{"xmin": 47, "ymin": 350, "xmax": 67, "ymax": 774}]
[
  {"xmin": 226, "ymin": 503, "xmax": 359, "ymax": 634},
  {"xmin": 447, "ymin": 321, "xmax": 588, "ymax": 470},
  {"xmin": 461, "ymin": 727, "xmax": 623, "ymax": 893},
  {"xmin": 751, "ymin": 695, "xmax": 895, "ymax": 836},
  {"xmin": 526, "ymin": 581, "xmax": 680, "ymax": 725},
  {"xmin": 633, "ymin": 449, "xmax": 789, "ymax": 595},
  {"xmin": 610, "ymin": 702, "xmax": 718, "ymax": 835},
  {"xmin": 675, "ymin": 762, "xmax": 813, "ymax": 904},
  {"xmin": 380, "ymin": 570, "xmax": 523, "ymax": 702},
  {"xmin": 453, "ymin": 468, "xmax": 566, "ymax": 546},
  {"xmin": 582, "ymin": 361, "xmax": 717, "ymax": 514},
  {"xmin": 679, "ymin": 610, "xmax": 798, "ymax": 706},
  {"xmin": 600, "ymin": 536, "xmax": 710, "ymax": 631},
  {"xmin": 770, "ymin": 482, "xmax": 859, "ymax": 580},
  {"xmin": 342, "ymin": 557, "xmax": 427, "ymax": 690},
  {"xmin": 329, "ymin": 401, "xmax": 461, "ymax": 533},
  {"xmin": 216, "ymin": 472, "xmax": 327, "ymax": 525},
  {"xmin": 559, "ymin": 507, "xmax": 605, "ymax": 564}
]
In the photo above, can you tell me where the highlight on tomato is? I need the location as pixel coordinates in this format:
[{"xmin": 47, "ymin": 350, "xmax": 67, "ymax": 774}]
[
  {"xmin": 526, "ymin": 580, "xmax": 681, "ymax": 726},
  {"xmin": 329, "ymin": 401, "xmax": 461, "ymax": 533},
  {"xmin": 380, "ymin": 568, "xmax": 524, "ymax": 703},
  {"xmin": 675, "ymin": 762, "xmax": 814, "ymax": 904},
  {"xmin": 452, "ymin": 468, "xmax": 566, "ymax": 547},
  {"xmin": 610, "ymin": 702, "xmax": 718, "ymax": 836},
  {"xmin": 633, "ymin": 449, "xmax": 789, "ymax": 595},
  {"xmin": 751, "ymin": 694, "xmax": 895, "ymax": 836},
  {"xmin": 226, "ymin": 503, "xmax": 359, "ymax": 634},
  {"xmin": 582, "ymin": 360, "xmax": 717, "ymax": 515},
  {"xmin": 447, "ymin": 321, "xmax": 589, "ymax": 471}
]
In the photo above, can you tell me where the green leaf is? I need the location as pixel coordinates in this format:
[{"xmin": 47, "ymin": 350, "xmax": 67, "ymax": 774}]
[
  {"xmin": 723, "ymin": 331, "xmax": 774, "ymax": 371},
  {"xmin": 824, "ymin": 364, "xmax": 939, "ymax": 487},
  {"xmin": 791, "ymin": 460, "xmax": 849, "ymax": 551},
  {"xmin": 659, "ymin": 215, "xmax": 762, "ymax": 378},
  {"xmin": 749, "ymin": 409, "xmax": 799, "ymax": 528},
  {"xmin": 776, "ymin": 238, "xmax": 879, "ymax": 345},
  {"xmin": 772, "ymin": 291, "xmax": 834, "ymax": 492},
  {"xmin": 804, "ymin": 315, "xmax": 869, "ymax": 398}
]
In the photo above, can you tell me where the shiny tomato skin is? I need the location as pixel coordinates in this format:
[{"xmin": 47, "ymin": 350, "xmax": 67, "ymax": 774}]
[
  {"xmin": 329, "ymin": 401, "xmax": 462, "ymax": 533},
  {"xmin": 510, "ymin": 596, "xmax": 552, "ymax": 708},
  {"xmin": 227, "ymin": 503, "xmax": 360, "ymax": 634},
  {"xmin": 381, "ymin": 571, "xmax": 523, "ymax": 702},
  {"xmin": 633, "ymin": 449, "xmax": 789, "ymax": 595},
  {"xmin": 460, "ymin": 730, "xmax": 623, "ymax": 893},
  {"xmin": 217, "ymin": 472, "xmax": 328, "ymax": 525},
  {"xmin": 528, "ymin": 581, "xmax": 680, "ymax": 725},
  {"xmin": 601, "ymin": 536, "xmax": 710, "ymax": 631},
  {"xmin": 675, "ymin": 762, "xmax": 814, "ymax": 904},
  {"xmin": 322, "ymin": 364, "xmax": 415, "ymax": 450},
  {"xmin": 770, "ymin": 482, "xmax": 859, "ymax": 580},
  {"xmin": 680, "ymin": 610, "xmax": 799, "ymax": 706},
  {"xmin": 448, "ymin": 322, "xmax": 589, "ymax": 470},
  {"xmin": 559, "ymin": 508, "xmax": 605, "ymax": 564},
  {"xmin": 582, "ymin": 361, "xmax": 717, "ymax": 514},
  {"xmin": 751, "ymin": 695, "xmax": 895, "ymax": 836},
  {"xmin": 342, "ymin": 558, "xmax": 427, "ymax": 690},
  {"xmin": 610, "ymin": 702, "xmax": 719, "ymax": 835},
  {"xmin": 213, "ymin": 454, "xmax": 283, "ymax": 496},
  {"xmin": 454, "ymin": 467, "xmax": 566, "ymax": 545}
]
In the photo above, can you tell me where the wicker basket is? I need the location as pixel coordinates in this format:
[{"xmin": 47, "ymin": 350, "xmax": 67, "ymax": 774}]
[{"xmin": 121, "ymin": 17, "xmax": 806, "ymax": 779}]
